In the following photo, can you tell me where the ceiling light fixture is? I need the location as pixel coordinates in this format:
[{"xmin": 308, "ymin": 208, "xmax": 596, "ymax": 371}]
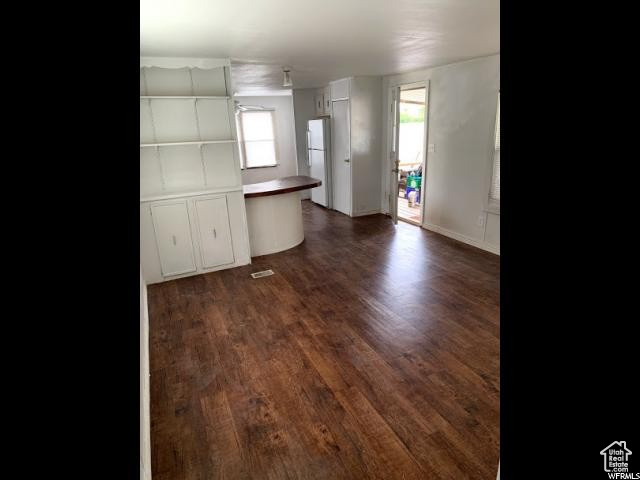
[{"xmin": 283, "ymin": 68, "xmax": 292, "ymax": 87}]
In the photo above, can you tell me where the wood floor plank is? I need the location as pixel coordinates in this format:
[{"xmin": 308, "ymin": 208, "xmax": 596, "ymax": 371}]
[{"xmin": 148, "ymin": 200, "xmax": 500, "ymax": 479}]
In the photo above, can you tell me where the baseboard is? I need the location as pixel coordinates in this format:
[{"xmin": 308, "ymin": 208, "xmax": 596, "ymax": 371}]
[
  {"xmin": 352, "ymin": 208, "xmax": 381, "ymax": 217},
  {"xmin": 422, "ymin": 221, "xmax": 500, "ymax": 255}
]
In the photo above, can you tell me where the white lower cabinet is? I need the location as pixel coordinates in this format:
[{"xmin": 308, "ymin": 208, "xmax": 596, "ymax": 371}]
[
  {"xmin": 150, "ymin": 201, "xmax": 197, "ymax": 277},
  {"xmin": 142, "ymin": 192, "xmax": 249, "ymax": 283},
  {"xmin": 193, "ymin": 196, "xmax": 235, "ymax": 268}
]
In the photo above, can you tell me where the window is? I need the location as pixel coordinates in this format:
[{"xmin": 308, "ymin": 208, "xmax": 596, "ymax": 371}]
[
  {"xmin": 490, "ymin": 93, "xmax": 500, "ymax": 202},
  {"xmin": 236, "ymin": 110, "xmax": 277, "ymax": 169}
]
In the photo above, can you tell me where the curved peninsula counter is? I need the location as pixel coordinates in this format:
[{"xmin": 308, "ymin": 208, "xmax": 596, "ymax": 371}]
[{"xmin": 243, "ymin": 175, "xmax": 322, "ymax": 257}]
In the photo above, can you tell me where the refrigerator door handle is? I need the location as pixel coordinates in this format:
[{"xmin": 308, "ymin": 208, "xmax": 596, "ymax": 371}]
[{"xmin": 306, "ymin": 130, "xmax": 312, "ymax": 166}]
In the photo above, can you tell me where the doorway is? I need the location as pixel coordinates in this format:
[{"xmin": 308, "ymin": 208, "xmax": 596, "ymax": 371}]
[{"xmin": 390, "ymin": 83, "xmax": 428, "ymax": 225}]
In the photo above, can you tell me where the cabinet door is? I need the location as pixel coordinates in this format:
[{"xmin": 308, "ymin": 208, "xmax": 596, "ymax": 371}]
[
  {"xmin": 194, "ymin": 196, "xmax": 235, "ymax": 269},
  {"xmin": 331, "ymin": 78, "xmax": 350, "ymax": 100},
  {"xmin": 314, "ymin": 93, "xmax": 324, "ymax": 116},
  {"xmin": 151, "ymin": 201, "xmax": 196, "ymax": 277},
  {"xmin": 323, "ymin": 85, "xmax": 331, "ymax": 114}
]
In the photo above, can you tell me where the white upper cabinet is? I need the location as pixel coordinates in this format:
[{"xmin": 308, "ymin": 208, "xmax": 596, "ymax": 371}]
[
  {"xmin": 314, "ymin": 86, "xmax": 332, "ymax": 116},
  {"xmin": 323, "ymin": 85, "xmax": 332, "ymax": 115},
  {"xmin": 314, "ymin": 91, "xmax": 324, "ymax": 116},
  {"xmin": 151, "ymin": 201, "xmax": 197, "ymax": 277},
  {"xmin": 193, "ymin": 196, "xmax": 235, "ymax": 269},
  {"xmin": 330, "ymin": 78, "xmax": 350, "ymax": 100}
]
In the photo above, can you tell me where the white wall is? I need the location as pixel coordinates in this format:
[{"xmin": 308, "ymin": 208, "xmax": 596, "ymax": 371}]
[
  {"xmin": 292, "ymin": 89, "xmax": 317, "ymax": 199},
  {"xmin": 236, "ymin": 95, "xmax": 299, "ymax": 185},
  {"xmin": 140, "ymin": 269, "xmax": 151, "ymax": 480},
  {"xmin": 381, "ymin": 55, "xmax": 500, "ymax": 254}
]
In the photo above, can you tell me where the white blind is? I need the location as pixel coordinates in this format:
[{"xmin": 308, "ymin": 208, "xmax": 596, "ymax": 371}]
[
  {"xmin": 237, "ymin": 110, "xmax": 277, "ymax": 168},
  {"xmin": 490, "ymin": 94, "xmax": 500, "ymax": 201}
]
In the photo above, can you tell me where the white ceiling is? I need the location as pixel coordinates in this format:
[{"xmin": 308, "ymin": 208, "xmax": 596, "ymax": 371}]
[{"xmin": 140, "ymin": 0, "xmax": 499, "ymax": 93}]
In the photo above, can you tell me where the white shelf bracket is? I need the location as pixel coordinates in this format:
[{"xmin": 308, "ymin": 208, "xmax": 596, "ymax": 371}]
[
  {"xmin": 199, "ymin": 143, "xmax": 207, "ymax": 187},
  {"xmin": 188, "ymin": 67, "xmax": 195, "ymax": 97},
  {"xmin": 155, "ymin": 146, "xmax": 166, "ymax": 191},
  {"xmin": 147, "ymin": 98, "xmax": 158, "ymax": 144}
]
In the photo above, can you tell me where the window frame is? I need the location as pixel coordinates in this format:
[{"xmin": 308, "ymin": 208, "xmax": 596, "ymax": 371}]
[
  {"xmin": 236, "ymin": 109, "xmax": 279, "ymax": 170},
  {"xmin": 487, "ymin": 92, "xmax": 500, "ymax": 213}
]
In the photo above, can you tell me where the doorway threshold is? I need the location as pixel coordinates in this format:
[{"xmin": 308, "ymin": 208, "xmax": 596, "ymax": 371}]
[{"xmin": 398, "ymin": 217, "xmax": 422, "ymax": 227}]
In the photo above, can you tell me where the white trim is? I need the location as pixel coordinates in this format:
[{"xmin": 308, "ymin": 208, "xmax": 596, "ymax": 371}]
[
  {"xmin": 140, "ymin": 96, "xmax": 230, "ymax": 100},
  {"xmin": 422, "ymin": 221, "xmax": 500, "ymax": 255},
  {"xmin": 140, "ymin": 140, "xmax": 236, "ymax": 147},
  {"xmin": 140, "ymin": 186, "xmax": 243, "ymax": 203},
  {"xmin": 140, "ymin": 57, "xmax": 230, "ymax": 69},
  {"xmin": 352, "ymin": 208, "xmax": 381, "ymax": 217},
  {"xmin": 234, "ymin": 89, "xmax": 292, "ymax": 97}
]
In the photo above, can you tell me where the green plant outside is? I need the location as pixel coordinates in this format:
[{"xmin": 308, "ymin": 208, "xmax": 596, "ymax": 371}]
[{"xmin": 399, "ymin": 107, "xmax": 425, "ymax": 124}]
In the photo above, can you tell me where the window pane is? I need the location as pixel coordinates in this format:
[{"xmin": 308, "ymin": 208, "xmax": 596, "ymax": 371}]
[
  {"xmin": 494, "ymin": 95, "xmax": 500, "ymax": 150},
  {"xmin": 490, "ymin": 94, "xmax": 500, "ymax": 201},
  {"xmin": 244, "ymin": 140, "xmax": 276, "ymax": 168},
  {"xmin": 491, "ymin": 150, "xmax": 500, "ymax": 201},
  {"xmin": 241, "ymin": 111, "xmax": 275, "ymax": 141}
]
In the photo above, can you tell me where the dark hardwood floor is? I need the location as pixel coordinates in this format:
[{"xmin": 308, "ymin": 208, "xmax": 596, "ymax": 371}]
[{"xmin": 148, "ymin": 200, "xmax": 500, "ymax": 480}]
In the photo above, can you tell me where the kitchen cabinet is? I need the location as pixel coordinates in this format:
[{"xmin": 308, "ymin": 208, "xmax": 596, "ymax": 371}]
[
  {"xmin": 314, "ymin": 87, "xmax": 332, "ymax": 116},
  {"xmin": 193, "ymin": 195, "xmax": 235, "ymax": 268},
  {"xmin": 150, "ymin": 201, "xmax": 197, "ymax": 277},
  {"xmin": 330, "ymin": 78, "xmax": 350, "ymax": 100},
  {"xmin": 323, "ymin": 85, "xmax": 331, "ymax": 115},
  {"xmin": 141, "ymin": 192, "xmax": 250, "ymax": 284},
  {"xmin": 314, "ymin": 92, "xmax": 324, "ymax": 116}
]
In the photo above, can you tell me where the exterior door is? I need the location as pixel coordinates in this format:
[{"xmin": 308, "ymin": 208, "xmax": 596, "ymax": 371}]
[
  {"xmin": 193, "ymin": 196, "xmax": 235, "ymax": 269},
  {"xmin": 390, "ymin": 86, "xmax": 401, "ymax": 225},
  {"xmin": 331, "ymin": 99, "xmax": 351, "ymax": 216},
  {"xmin": 151, "ymin": 201, "xmax": 197, "ymax": 277}
]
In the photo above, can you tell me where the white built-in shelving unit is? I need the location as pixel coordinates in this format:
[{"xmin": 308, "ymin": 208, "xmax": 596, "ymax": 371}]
[
  {"xmin": 140, "ymin": 58, "xmax": 251, "ymax": 284},
  {"xmin": 139, "ymin": 63, "xmax": 242, "ymax": 197}
]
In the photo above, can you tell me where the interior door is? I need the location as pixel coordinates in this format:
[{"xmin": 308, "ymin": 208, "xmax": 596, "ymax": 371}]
[
  {"xmin": 194, "ymin": 196, "xmax": 235, "ymax": 269},
  {"xmin": 331, "ymin": 100, "xmax": 351, "ymax": 216},
  {"xmin": 309, "ymin": 149, "xmax": 327, "ymax": 206},
  {"xmin": 151, "ymin": 201, "xmax": 197, "ymax": 277},
  {"xmin": 389, "ymin": 86, "xmax": 401, "ymax": 225}
]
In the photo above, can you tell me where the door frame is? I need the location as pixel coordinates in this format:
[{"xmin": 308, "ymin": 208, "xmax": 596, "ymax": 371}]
[{"xmin": 387, "ymin": 80, "xmax": 430, "ymax": 226}]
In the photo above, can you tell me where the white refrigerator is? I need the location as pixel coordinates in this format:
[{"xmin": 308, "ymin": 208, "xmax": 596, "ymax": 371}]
[{"xmin": 307, "ymin": 118, "xmax": 332, "ymax": 208}]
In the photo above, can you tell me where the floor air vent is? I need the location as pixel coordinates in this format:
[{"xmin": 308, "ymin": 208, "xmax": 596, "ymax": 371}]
[{"xmin": 251, "ymin": 269, "xmax": 274, "ymax": 279}]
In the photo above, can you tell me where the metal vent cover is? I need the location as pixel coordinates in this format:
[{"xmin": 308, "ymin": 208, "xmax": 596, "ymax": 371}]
[{"xmin": 250, "ymin": 269, "xmax": 274, "ymax": 279}]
